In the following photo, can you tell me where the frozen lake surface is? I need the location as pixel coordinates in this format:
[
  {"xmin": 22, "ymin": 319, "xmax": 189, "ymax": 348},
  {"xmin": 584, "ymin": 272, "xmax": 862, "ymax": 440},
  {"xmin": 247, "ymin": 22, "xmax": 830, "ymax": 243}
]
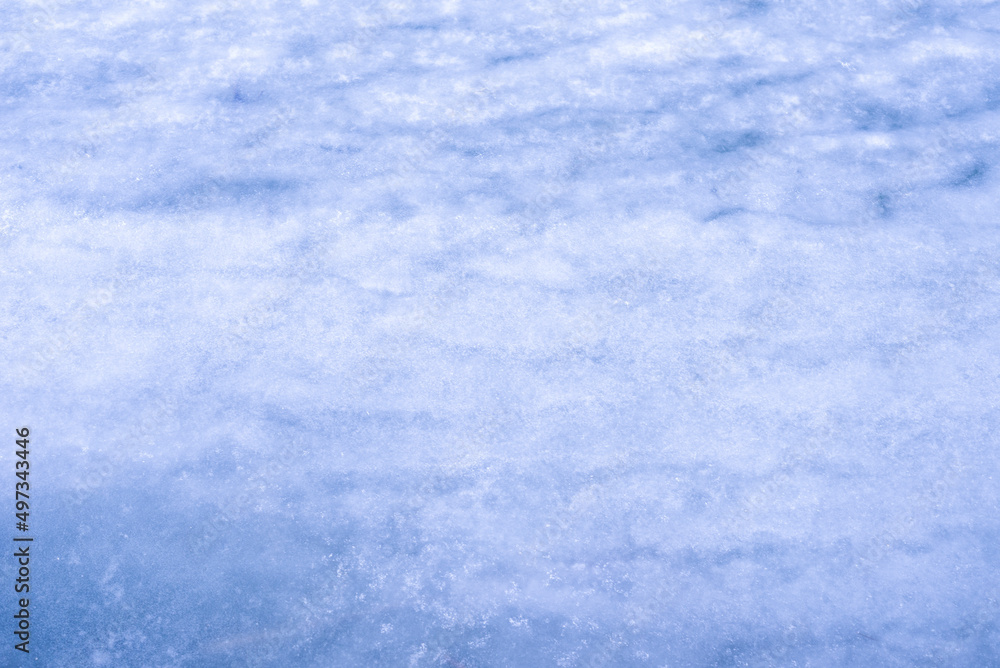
[{"xmin": 2, "ymin": 0, "xmax": 999, "ymax": 665}]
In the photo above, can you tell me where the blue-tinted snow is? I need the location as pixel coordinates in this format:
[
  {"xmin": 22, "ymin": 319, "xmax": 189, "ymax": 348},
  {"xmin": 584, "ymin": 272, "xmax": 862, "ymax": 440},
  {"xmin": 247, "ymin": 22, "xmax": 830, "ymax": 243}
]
[{"xmin": 2, "ymin": 0, "xmax": 1000, "ymax": 665}]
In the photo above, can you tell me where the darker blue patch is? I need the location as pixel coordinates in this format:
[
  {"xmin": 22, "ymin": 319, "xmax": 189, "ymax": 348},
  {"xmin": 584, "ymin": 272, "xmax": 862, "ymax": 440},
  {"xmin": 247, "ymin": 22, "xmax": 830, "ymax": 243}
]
[
  {"xmin": 227, "ymin": 84, "xmax": 267, "ymax": 105},
  {"xmin": 850, "ymin": 102, "xmax": 911, "ymax": 131},
  {"xmin": 712, "ymin": 130, "xmax": 767, "ymax": 153},
  {"xmin": 735, "ymin": 0, "xmax": 770, "ymax": 16},
  {"xmin": 985, "ymin": 83, "xmax": 1000, "ymax": 110},
  {"xmin": 126, "ymin": 177, "xmax": 300, "ymax": 212},
  {"xmin": 873, "ymin": 192, "xmax": 893, "ymax": 218},
  {"xmin": 705, "ymin": 207, "xmax": 746, "ymax": 221},
  {"xmin": 287, "ymin": 34, "xmax": 319, "ymax": 58},
  {"xmin": 950, "ymin": 161, "xmax": 989, "ymax": 188},
  {"xmin": 490, "ymin": 52, "xmax": 541, "ymax": 66}
]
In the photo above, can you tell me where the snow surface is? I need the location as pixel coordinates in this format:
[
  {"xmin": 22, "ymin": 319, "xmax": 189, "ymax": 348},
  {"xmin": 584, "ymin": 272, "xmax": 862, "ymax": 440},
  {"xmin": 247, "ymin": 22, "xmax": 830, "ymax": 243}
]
[{"xmin": 2, "ymin": 0, "xmax": 1000, "ymax": 665}]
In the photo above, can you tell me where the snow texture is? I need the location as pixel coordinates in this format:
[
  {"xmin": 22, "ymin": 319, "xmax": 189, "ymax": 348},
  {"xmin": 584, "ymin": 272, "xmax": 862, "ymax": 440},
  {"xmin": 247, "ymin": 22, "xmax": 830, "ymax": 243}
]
[{"xmin": 2, "ymin": 0, "xmax": 1000, "ymax": 665}]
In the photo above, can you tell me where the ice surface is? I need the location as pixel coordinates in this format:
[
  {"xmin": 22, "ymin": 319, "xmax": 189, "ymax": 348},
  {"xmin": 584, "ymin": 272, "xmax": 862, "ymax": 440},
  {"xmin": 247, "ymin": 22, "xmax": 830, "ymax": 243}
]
[{"xmin": 1, "ymin": 0, "xmax": 999, "ymax": 665}]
